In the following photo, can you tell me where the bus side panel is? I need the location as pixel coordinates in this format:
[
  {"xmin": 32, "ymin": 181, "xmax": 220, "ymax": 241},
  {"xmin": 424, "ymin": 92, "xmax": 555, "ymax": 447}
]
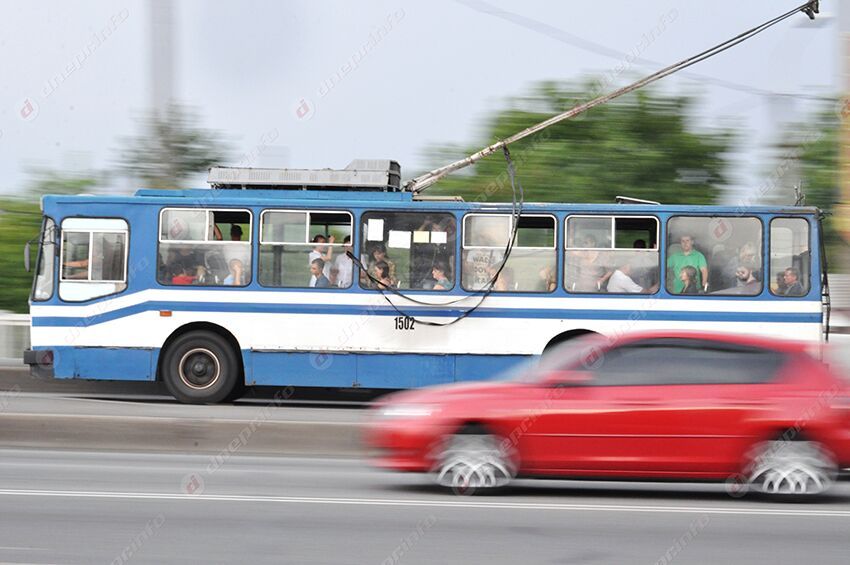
[
  {"xmin": 51, "ymin": 346, "xmax": 155, "ymax": 381},
  {"xmin": 356, "ymin": 354, "xmax": 456, "ymax": 388},
  {"xmin": 251, "ymin": 351, "xmax": 359, "ymax": 387},
  {"xmin": 455, "ymin": 354, "xmax": 529, "ymax": 382}
]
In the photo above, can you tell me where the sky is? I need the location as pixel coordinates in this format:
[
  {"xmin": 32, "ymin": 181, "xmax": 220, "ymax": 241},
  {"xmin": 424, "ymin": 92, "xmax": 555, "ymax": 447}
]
[{"xmin": 0, "ymin": 0, "xmax": 839, "ymax": 201}]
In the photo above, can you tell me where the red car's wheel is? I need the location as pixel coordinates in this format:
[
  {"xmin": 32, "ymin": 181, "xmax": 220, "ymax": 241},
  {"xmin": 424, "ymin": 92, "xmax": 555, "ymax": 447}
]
[
  {"xmin": 433, "ymin": 430, "xmax": 517, "ymax": 495},
  {"xmin": 746, "ymin": 439, "xmax": 838, "ymax": 498}
]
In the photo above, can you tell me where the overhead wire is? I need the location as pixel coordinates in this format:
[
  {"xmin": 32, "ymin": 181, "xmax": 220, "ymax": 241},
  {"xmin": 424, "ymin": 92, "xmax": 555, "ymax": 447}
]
[{"xmin": 405, "ymin": 0, "xmax": 821, "ymax": 193}]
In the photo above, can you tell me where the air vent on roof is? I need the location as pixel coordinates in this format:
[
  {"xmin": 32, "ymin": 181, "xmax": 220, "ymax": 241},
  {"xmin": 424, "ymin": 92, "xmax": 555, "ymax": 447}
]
[{"xmin": 207, "ymin": 159, "xmax": 402, "ymax": 191}]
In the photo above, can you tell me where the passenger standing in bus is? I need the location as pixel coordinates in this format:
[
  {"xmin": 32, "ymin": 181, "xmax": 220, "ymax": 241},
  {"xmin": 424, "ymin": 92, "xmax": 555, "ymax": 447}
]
[
  {"xmin": 309, "ymin": 234, "xmax": 335, "ymax": 286},
  {"xmin": 333, "ymin": 236, "xmax": 353, "ymax": 288},
  {"xmin": 310, "ymin": 258, "xmax": 331, "ymax": 288},
  {"xmin": 667, "ymin": 235, "xmax": 708, "ymax": 293}
]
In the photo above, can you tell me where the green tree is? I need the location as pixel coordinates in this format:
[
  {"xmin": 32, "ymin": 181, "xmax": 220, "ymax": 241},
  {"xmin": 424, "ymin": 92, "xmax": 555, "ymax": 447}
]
[
  {"xmin": 0, "ymin": 198, "xmax": 42, "ymax": 313},
  {"xmin": 424, "ymin": 81, "xmax": 733, "ymax": 205},
  {"xmin": 117, "ymin": 103, "xmax": 229, "ymax": 189},
  {"xmin": 793, "ymin": 104, "xmax": 846, "ymax": 269}
]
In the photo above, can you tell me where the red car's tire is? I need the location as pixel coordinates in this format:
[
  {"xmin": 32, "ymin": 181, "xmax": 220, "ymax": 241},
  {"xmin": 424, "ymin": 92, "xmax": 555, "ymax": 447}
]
[{"xmin": 433, "ymin": 429, "xmax": 517, "ymax": 495}]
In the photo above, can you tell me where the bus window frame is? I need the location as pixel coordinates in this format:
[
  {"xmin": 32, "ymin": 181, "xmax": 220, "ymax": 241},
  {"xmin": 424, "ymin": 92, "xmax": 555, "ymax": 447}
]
[
  {"xmin": 258, "ymin": 208, "xmax": 354, "ymax": 290},
  {"xmin": 768, "ymin": 215, "xmax": 812, "ymax": 298},
  {"xmin": 461, "ymin": 212, "xmax": 558, "ymax": 294},
  {"xmin": 664, "ymin": 214, "xmax": 765, "ymax": 298},
  {"xmin": 58, "ymin": 216, "xmax": 130, "ymax": 303},
  {"xmin": 157, "ymin": 207, "xmax": 253, "ymax": 288},
  {"xmin": 358, "ymin": 209, "xmax": 459, "ymax": 293},
  {"xmin": 563, "ymin": 214, "xmax": 660, "ymax": 296},
  {"xmin": 158, "ymin": 207, "xmax": 254, "ymax": 245}
]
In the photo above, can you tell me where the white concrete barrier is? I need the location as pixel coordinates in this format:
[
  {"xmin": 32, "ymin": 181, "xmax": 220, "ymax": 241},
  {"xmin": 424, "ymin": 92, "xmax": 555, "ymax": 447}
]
[{"xmin": 0, "ymin": 313, "xmax": 29, "ymax": 366}]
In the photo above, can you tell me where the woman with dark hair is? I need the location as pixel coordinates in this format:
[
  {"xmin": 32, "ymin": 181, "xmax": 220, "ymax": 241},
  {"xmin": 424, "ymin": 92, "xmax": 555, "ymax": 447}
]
[
  {"xmin": 431, "ymin": 260, "xmax": 451, "ymax": 290},
  {"xmin": 373, "ymin": 260, "xmax": 395, "ymax": 288},
  {"xmin": 679, "ymin": 265, "xmax": 699, "ymax": 295}
]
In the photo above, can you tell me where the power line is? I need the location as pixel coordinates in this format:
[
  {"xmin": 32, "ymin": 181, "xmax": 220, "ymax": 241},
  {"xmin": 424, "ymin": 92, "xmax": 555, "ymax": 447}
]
[
  {"xmin": 408, "ymin": 0, "xmax": 822, "ymax": 192},
  {"xmin": 454, "ymin": 0, "xmax": 833, "ymax": 103}
]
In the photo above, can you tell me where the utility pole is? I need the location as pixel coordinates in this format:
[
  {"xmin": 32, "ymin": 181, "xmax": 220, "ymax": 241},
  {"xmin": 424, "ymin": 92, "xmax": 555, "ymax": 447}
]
[{"xmin": 149, "ymin": 0, "xmax": 175, "ymax": 116}]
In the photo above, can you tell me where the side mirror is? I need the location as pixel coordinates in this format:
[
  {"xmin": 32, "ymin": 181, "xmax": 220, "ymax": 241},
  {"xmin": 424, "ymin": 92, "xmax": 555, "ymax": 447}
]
[
  {"xmin": 24, "ymin": 240, "xmax": 31, "ymax": 273},
  {"xmin": 544, "ymin": 370, "xmax": 593, "ymax": 387}
]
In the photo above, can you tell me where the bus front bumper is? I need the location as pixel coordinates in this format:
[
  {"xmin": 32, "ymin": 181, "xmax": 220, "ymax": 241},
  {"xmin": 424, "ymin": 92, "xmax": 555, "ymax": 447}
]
[{"xmin": 23, "ymin": 349, "xmax": 54, "ymax": 378}]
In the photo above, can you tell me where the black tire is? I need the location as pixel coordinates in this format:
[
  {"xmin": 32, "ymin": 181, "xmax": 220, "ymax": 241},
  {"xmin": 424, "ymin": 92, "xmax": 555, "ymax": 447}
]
[{"xmin": 161, "ymin": 330, "xmax": 240, "ymax": 404}]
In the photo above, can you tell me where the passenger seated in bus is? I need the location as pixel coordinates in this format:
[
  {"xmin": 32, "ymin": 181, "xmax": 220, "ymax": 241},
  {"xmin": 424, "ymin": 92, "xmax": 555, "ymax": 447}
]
[
  {"xmin": 538, "ymin": 265, "xmax": 556, "ymax": 292},
  {"xmin": 574, "ymin": 236, "xmax": 612, "ymax": 292},
  {"xmin": 679, "ymin": 266, "xmax": 700, "ymax": 295},
  {"xmin": 171, "ymin": 265, "xmax": 198, "ymax": 285},
  {"xmin": 489, "ymin": 265, "xmax": 515, "ymax": 291},
  {"xmin": 363, "ymin": 244, "xmax": 396, "ymax": 288},
  {"xmin": 782, "ymin": 267, "xmax": 805, "ymax": 296},
  {"xmin": 431, "ymin": 260, "xmax": 451, "ymax": 290},
  {"xmin": 721, "ymin": 242, "xmax": 758, "ymax": 289},
  {"xmin": 667, "ymin": 234, "xmax": 708, "ymax": 293},
  {"xmin": 229, "ymin": 224, "xmax": 243, "ymax": 241},
  {"xmin": 309, "ymin": 258, "xmax": 331, "ymax": 288},
  {"xmin": 373, "ymin": 260, "xmax": 394, "ymax": 288},
  {"xmin": 223, "ymin": 259, "xmax": 244, "ymax": 286},
  {"xmin": 633, "ymin": 239, "xmax": 647, "ymax": 249},
  {"xmin": 309, "ymin": 235, "xmax": 335, "ymax": 286},
  {"xmin": 736, "ymin": 261, "xmax": 758, "ymax": 287},
  {"xmin": 607, "ymin": 261, "xmax": 658, "ymax": 293}
]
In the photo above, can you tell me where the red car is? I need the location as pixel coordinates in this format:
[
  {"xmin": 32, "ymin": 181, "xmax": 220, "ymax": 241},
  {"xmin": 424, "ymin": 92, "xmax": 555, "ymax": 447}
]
[{"xmin": 366, "ymin": 332, "xmax": 850, "ymax": 498}]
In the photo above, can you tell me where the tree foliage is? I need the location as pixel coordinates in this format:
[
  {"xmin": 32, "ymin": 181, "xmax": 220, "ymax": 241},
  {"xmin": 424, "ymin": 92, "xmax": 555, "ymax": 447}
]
[
  {"xmin": 425, "ymin": 82, "xmax": 733, "ymax": 205},
  {"xmin": 794, "ymin": 105, "xmax": 846, "ymax": 269},
  {"xmin": 0, "ymin": 199, "xmax": 42, "ymax": 313},
  {"xmin": 117, "ymin": 103, "xmax": 228, "ymax": 189}
]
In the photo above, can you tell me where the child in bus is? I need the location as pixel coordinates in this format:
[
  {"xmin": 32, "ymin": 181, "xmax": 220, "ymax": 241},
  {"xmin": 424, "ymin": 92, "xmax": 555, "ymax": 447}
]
[{"xmin": 679, "ymin": 265, "xmax": 699, "ymax": 295}]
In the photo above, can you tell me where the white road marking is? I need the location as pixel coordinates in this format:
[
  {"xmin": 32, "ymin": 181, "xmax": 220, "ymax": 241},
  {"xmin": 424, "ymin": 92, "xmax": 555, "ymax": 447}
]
[{"xmin": 0, "ymin": 488, "xmax": 848, "ymax": 518}]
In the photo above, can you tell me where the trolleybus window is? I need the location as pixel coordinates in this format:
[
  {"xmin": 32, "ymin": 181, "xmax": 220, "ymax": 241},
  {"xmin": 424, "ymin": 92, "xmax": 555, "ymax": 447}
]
[
  {"xmin": 769, "ymin": 217, "xmax": 810, "ymax": 297},
  {"xmin": 59, "ymin": 217, "xmax": 128, "ymax": 302},
  {"xmin": 32, "ymin": 217, "xmax": 56, "ymax": 302},
  {"xmin": 565, "ymin": 216, "xmax": 659, "ymax": 294},
  {"xmin": 158, "ymin": 208, "xmax": 252, "ymax": 287},
  {"xmin": 666, "ymin": 216, "xmax": 762, "ymax": 296},
  {"xmin": 360, "ymin": 212, "xmax": 456, "ymax": 291},
  {"xmin": 462, "ymin": 214, "xmax": 556, "ymax": 293},
  {"xmin": 259, "ymin": 210, "xmax": 353, "ymax": 288}
]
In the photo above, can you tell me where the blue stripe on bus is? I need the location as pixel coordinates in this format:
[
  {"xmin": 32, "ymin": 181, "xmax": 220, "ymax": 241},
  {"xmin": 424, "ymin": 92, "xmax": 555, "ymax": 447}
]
[{"xmin": 31, "ymin": 301, "xmax": 822, "ymax": 327}]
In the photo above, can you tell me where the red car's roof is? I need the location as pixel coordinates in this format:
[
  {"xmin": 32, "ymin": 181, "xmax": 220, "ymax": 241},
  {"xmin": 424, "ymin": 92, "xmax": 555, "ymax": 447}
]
[{"xmin": 605, "ymin": 330, "xmax": 811, "ymax": 354}]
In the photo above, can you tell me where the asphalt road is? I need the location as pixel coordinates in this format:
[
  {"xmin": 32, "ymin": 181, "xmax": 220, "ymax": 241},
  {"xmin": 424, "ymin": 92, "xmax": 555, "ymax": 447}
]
[{"xmin": 1, "ymin": 448, "xmax": 849, "ymax": 565}]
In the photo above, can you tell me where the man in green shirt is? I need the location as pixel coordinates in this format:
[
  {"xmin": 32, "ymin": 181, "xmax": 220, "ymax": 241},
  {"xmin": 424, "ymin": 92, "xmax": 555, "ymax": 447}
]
[{"xmin": 667, "ymin": 234, "xmax": 709, "ymax": 294}]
